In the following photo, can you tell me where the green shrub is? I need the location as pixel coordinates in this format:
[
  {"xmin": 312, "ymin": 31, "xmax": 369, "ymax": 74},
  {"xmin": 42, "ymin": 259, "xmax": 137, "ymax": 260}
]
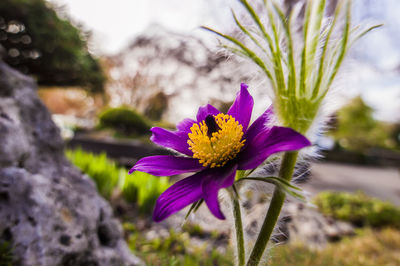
[
  {"xmin": 314, "ymin": 191, "xmax": 400, "ymax": 228},
  {"xmin": 98, "ymin": 107, "xmax": 151, "ymax": 136},
  {"xmin": 144, "ymin": 91, "xmax": 168, "ymax": 121},
  {"xmin": 329, "ymin": 97, "xmax": 396, "ymax": 152},
  {"xmin": 66, "ymin": 149, "xmax": 169, "ymax": 215},
  {"xmin": 66, "ymin": 148, "xmax": 120, "ymax": 199}
]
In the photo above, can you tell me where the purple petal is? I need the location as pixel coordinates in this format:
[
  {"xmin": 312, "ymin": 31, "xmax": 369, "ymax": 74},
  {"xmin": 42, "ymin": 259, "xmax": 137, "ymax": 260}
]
[
  {"xmin": 244, "ymin": 105, "xmax": 274, "ymax": 143},
  {"xmin": 176, "ymin": 118, "xmax": 196, "ymax": 133},
  {"xmin": 227, "ymin": 83, "xmax": 254, "ymax": 132},
  {"xmin": 153, "ymin": 171, "xmax": 205, "ymax": 222},
  {"xmin": 129, "ymin": 155, "xmax": 204, "ymax": 176},
  {"xmin": 238, "ymin": 126, "xmax": 311, "ymax": 170},
  {"xmin": 196, "ymin": 104, "xmax": 220, "ymax": 122},
  {"xmin": 201, "ymin": 164, "xmax": 238, "ymax": 220},
  {"xmin": 151, "ymin": 127, "xmax": 192, "ymax": 156}
]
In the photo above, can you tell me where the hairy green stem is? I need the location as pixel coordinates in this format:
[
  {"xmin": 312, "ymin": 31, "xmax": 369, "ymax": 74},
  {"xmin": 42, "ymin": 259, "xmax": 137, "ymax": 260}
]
[
  {"xmin": 246, "ymin": 151, "xmax": 299, "ymax": 266},
  {"xmin": 230, "ymin": 187, "xmax": 245, "ymax": 266}
]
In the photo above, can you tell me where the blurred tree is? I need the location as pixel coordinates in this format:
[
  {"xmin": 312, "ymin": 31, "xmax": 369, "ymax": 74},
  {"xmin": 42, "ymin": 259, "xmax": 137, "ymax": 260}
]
[
  {"xmin": 390, "ymin": 123, "xmax": 400, "ymax": 148},
  {"xmin": 330, "ymin": 96, "xmax": 396, "ymax": 152},
  {"xmin": 0, "ymin": 0, "xmax": 105, "ymax": 93},
  {"xmin": 144, "ymin": 91, "xmax": 169, "ymax": 121}
]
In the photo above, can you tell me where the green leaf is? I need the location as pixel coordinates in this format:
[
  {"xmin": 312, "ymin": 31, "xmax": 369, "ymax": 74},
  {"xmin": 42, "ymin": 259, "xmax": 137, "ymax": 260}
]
[
  {"xmin": 350, "ymin": 24, "xmax": 383, "ymax": 46},
  {"xmin": 272, "ymin": 2, "xmax": 296, "ymax": 96},
  {"xmin": 193, "ymin": 198, "xmax": 204, "ymax": 213},
  {"xmin": 236, "ymin": 176, "xmax": 305, "ymax": 201},
  {"xmin": 238, "ymin": 0, "xmax": 286, "ymax": 93},
  {"xmin": 265, "ymin": 2, "xmax": 286, "ymax": 93},
  {"xmin": 299, "ymin": 0, "xmax": 313, "ymax": 96},
  {"xmin": 201, "ymin": 26, "xmax": 275, "ymax": 84},
  {"xmin": 239, "ymin": 0, "xmax": 275, "ymax": 53},
  {"xmin": 232, "ymin": 184, "xmax": 240, "ymax": 199},
  {"xmin": 231, "ymin": 9, "xmax": 269, "ymax": 56},
  {"xmin": 311, "ymin": 0, "xmax": 342, "ymax": 99},
  {"xmin": 185, "ymin": 199, "xmax": 204, "ymax": 220},
  {"xmin": 326, "ymin": 0, "xmax": 351, "ymax": 89},
  {"xmin": 307, "ymin": 0, "xmax": 326, "ymax": 82}
]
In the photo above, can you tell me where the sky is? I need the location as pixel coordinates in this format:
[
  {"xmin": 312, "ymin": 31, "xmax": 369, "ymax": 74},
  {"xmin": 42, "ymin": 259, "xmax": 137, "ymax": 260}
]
[
  {"xmin": 48, "ymin": 0, "xmax": 236, "ymax": 55},
  {"xmin": 48, "ymin": 0, "xmax": 400, "ymax": 122}
]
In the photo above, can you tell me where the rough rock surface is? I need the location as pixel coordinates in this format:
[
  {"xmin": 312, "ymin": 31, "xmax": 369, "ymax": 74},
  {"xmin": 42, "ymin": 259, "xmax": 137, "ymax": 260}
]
[
  {"xmin": 281, "ymin": 202, "xmax": 354, "ymax": 249},
  {"xmin": 0, "ymin": 61, "xmax": 142, "ymax": 265}
]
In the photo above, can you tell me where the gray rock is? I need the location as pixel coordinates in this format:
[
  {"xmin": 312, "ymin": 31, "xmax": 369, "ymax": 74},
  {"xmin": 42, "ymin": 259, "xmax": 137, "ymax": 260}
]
[
  {"xmin": 0, "ymin": 61, "xmax": 142, "ymax": 265},
  {"xmin": 237, "ymin": 183, "xmax": 354, "ymax": 250},
  {"xmin": 281, "ymin": 202, "xmax": 354, "ymax": 249}
]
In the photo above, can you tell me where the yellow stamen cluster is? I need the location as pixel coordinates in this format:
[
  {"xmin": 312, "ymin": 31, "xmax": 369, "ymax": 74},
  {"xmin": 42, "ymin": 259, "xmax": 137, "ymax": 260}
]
[{"xmin": 188, "ymin": 113, "xmax": 245, "ymax": 168}]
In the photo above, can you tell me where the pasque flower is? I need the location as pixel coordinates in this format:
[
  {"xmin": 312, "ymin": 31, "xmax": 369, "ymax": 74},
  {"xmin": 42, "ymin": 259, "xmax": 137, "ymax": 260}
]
[{"xmin": 130, "ymin": 83, "xmax": 310, "ymax": 222}]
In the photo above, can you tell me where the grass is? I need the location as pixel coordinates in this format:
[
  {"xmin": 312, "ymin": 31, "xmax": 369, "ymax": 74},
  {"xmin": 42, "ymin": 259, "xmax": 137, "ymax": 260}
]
[
  {"xmin": 124, "ymin": 222, "xmax": 233, "ymax": 266},
  {"xmin": 122, "ymin": 222, "xmax": 400, "ymax": 266},
  {"xmin": 121, "ymin": 171, "xmax": 170, "ymax": 214},
  {"xmin": 271, "ymin": 227, "xmax": 400, "ymax": 266},
  {"xmin": 314, "ymin": 191, "xmax": 400, "ymax": 228},
  {"xmin": 66, "ymin": 148, "xmax": 119, "ymax": 199}
]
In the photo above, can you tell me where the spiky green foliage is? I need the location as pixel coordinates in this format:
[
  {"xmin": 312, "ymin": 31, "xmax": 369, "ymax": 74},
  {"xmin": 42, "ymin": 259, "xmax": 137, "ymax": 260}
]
[
  {"xmin": 203, "ymin": 0, "xmax": 381, "ymax": 134},
  {"xmin": 66, "ymin": 148, "xmax": 170, "ymax": 214},
  {"xmin": 66, "ymin": 148, "xmax": 120, "ymax": 199},
  {"xmin": 121, "ymin": 171, "xmax": 169, "ymax": 214}
]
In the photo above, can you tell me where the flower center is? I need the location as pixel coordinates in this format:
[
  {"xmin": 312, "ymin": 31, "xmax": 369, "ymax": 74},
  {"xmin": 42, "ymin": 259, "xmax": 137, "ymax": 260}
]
[{"xmin": 188, "ymin": 113, "xmax": 245, "ymax": 168}]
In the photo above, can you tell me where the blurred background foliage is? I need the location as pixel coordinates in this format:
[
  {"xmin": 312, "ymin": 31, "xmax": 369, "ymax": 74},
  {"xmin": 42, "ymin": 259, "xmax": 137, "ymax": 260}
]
[
  {"xmin": 143, "ymin": 91, "xmax": 169, "ymax": 121},
  {"xmin": 124, "ymin": 222, "xmax": 233, "ymax": 266},
  {"xmin": 328, "ymin": 96, "xmax": 399, "ymax": 152},
  {"xmin": 314, "ymin": 191, "xmax": 400, "ymax": 228},
  {"xmin": 66, "ymin": 148, "xmax": 169, "ymax": 214},
  {"xmin": 98, "ymin": 107, "xmax": 152, "ymax": 137},
  {"xmin": 271, "ymin": 227, "xmax": 400, "ymax": 266},
  {"xmin": 0, "ymin": 0, "xmax": 105, "ymax": 93},
  {"xmin": 121, "ymin": 171, "xmax": 169, "ymax": 214},
  {"xmin": 66, "ymin": 148, "xmax": 119, "ymax": 199}
]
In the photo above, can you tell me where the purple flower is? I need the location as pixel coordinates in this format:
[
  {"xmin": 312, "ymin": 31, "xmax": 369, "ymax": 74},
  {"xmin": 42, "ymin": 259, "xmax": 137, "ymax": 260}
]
[{"xmin": 130, "ymin": 83, "xmax": 311, "ymax": 222}]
